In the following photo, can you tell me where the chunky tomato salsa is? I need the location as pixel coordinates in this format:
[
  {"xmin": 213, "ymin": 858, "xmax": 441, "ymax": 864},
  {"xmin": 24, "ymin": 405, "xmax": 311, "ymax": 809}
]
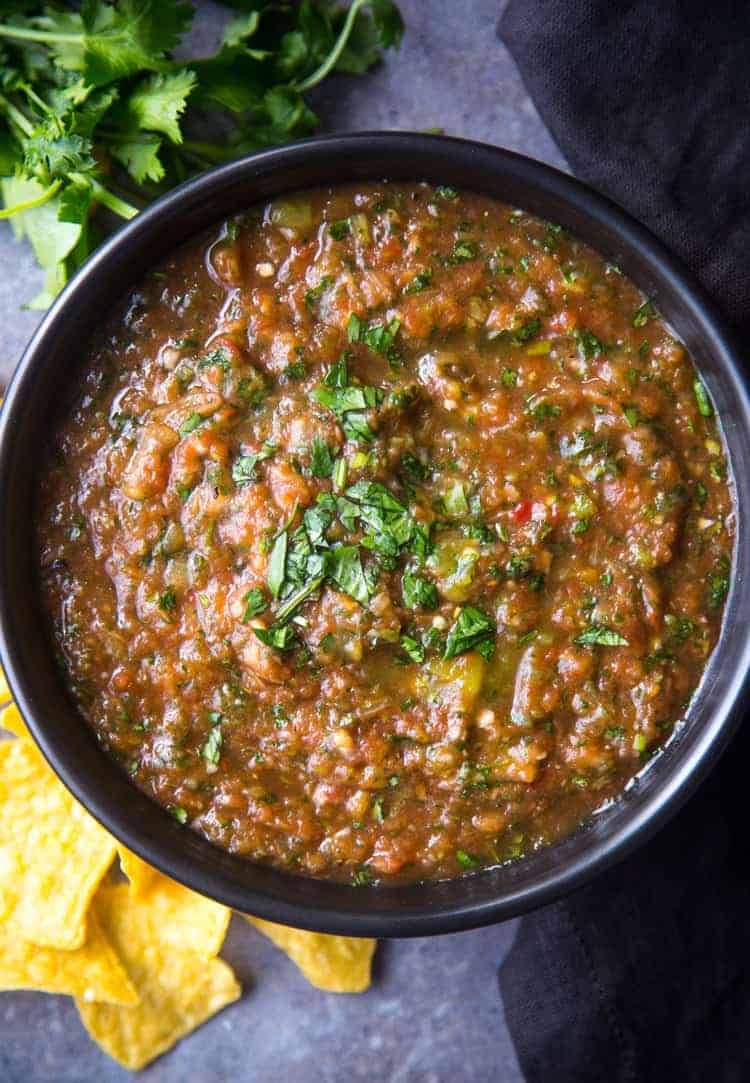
[{"xmin": 37, "ymin": 182, "xmax": 733, "ymax": 883}]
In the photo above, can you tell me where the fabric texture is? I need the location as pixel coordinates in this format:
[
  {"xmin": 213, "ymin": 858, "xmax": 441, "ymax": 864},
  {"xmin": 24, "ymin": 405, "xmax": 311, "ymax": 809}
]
[
  {"xmin": 497, "ymin": 3, "xmax": 750, "ymax": 1080},
  {"xmin": 500, "ymin": 0, "xmax": 750, "ymax": 338}
]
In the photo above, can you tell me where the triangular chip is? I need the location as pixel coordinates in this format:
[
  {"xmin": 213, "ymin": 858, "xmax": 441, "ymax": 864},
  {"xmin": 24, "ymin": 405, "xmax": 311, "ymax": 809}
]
[
  {"xmin": 115, "ymin": 858, "xmax": 231, "ymax": 956},
  {"xmin": 0, "ymin": 738, "xmax": 116, "ymax": 948},
  {"xmin": 117, "ymin": 844, "xmax": 158, "ymax": 896},
  {"xmin": 77, "ymin": 882, "xmax": 240, "ymax": 1070},
  {"xmin": 0, "ymin": 909, "xmax": 138, "ymax": 1005},
  {"xmin": 244, "ymin": 914, "xmax": 376, "ymax": 992},
  {"xmin": 1, "ymin": 702, "xmax": 29, "ymax": 738}
]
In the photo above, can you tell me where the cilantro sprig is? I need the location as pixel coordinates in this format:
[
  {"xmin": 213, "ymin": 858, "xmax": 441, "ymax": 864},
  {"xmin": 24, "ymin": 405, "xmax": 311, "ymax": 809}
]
[
  {"xmin": 311, "ymin": 354, "xmax": 384, "ymax": 442},
  {"xmin": 0, "ymin": 0, "xmax": 404, "ymax": 307}
]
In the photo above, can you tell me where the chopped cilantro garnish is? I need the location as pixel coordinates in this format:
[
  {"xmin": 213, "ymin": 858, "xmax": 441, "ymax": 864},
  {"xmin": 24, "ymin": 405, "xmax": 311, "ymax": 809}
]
[
  {"xmin": 267, "ymin": 531, "xmax": 288, "ymax": 599},
  {"xmin": 444, "ymin": 480, "xmax": 469, "ymax": 517},
  {"xmin": 400, "ymin": 452, "xmax": 430, "ymax": 481},
  {"xmin": 157, "ymin": 587, "xmax": 177, "ymax": 615},
  {"xmin": 573, "ymin": 329, "xmax": 602, "ymax": 361},
  {"xmin": 622, "ymin": 404, "xmax": 640, "ymax": 428},
  {"xmin": 574, "ymin": 626, "xmax": 629, "ymax": 647},
  {"xmin": 197, "ymin": 346, "xmax": 232, "ymax": 371},
  {"xmin": 347, "ymin": 313, "xmax": 362, "ymax": 342},
  {"xmin": 178, "ymin": 412, "xmax": 203, "ymax": 438},
  {"xmin": 329, "ymin": 545, "xmax": 372, "ymax": 606},
  {"xmin": 604, "ymin": 726, "xmax": 626, "ymax": 740},
  {"xmin": 352, "ymin": 866, "xmax": 375, "ymax": 887},
  {"xmin": 402, "ymin": 572, "xmax": 439, "ymax": 610},
  {"xmin": 304, "ymin": 276, "xmax": 332, "ymax": 309},
  {"xmin": 201, "ymin": 723, "xmax": 223, "ymax": 766},
  {"xmin": 232, "ymin": 444, "xmax": 274, "ymax": 485},
  {"xmin": 448, "ymin": 240, "xmax": 477, "ymax": 263},
  {"xmin": 283, "ymin": 360, "xmax": 306, "ymax": 381},
  {"xmin": 708, "ymin": 571, "xmax": 730, "ymax": 608},
  {"xmin": 362, "ymin": 318, "xmax": 402, "ymax": 356},
  {"xmin": 309, "ymin": 437, "xmax": 334, "ymax": 478},
  {"xmin": 401, "ymin": 635, "xmax": 425, "ymax": 663},
  {"xmin": 241, "ymin": 588, "xmax": 267, "ymax": 622},
  {"xmin": 312, "ymin": 360, "xmax": 384, "ymax": 443},
  {"xmin": 693, "ymin": 379, "xmax": 713, "ymax": 418},
  {"xmin": 444, "ymin": 606, "xmax": 495, "ymax": 660},
  {"xmin": 253, "ymin": 624, "xmax": 298, "ymax": 651},
  {"xmin": 633, "ymin": 300, "xmax": 655, "ymax": 327},
  {"xmin": 511, "ymin": 316, "xmax": 541, "ymax": 345},
  {"xmin": 332, "ymin": 457, "xmax": 348, "ymax": 491},
  {"xmin": 404, "ymin": 268, "xmax": 434, "ymax": 293},
  {"xmin": 329, "ymin": 218, "xmax": 350, "ymax": 239},
  {"xmin": 456, "ymin": 850, "xmax": 479, "ymax": 869}
]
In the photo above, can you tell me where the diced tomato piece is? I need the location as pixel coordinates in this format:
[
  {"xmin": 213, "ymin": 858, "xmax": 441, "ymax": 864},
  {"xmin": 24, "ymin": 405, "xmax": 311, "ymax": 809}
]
[{"xmin": 512, "ymin": 500, "xmax": 533, "ymax": 525}]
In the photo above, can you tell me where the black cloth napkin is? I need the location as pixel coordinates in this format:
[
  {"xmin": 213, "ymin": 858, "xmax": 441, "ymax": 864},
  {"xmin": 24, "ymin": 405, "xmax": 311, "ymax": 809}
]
[{"xmin": 497, "ymin": 3, "xmax": 750, "ymax": 1081}]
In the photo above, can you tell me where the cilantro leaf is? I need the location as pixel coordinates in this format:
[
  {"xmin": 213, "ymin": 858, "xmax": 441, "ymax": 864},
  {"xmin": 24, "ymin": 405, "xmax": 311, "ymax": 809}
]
[
  {"xmin": 311, "ymin": 366, "xmax": 384, "ymax": 443},
  {"xmin": 275, "ymin": 574, "xmax": 326, "ymax": 624},
  {"xmin": 693, "ymin": 379, "xmax": 713, "ymax": 418},
  {"xmin": 444, "ymin": 606, "xmax": 496, "ymax": 660},
  {"xmin": 400, "ymin": 452, "xmax": 430, "ymax": 481},
  {"xmin": 403, "ymin": 267, "xmax": 433, "ymax": 293},
  {"xmin": 267, "ymin": 531, "xmax": 288, "ymax": 599},
  {"xmin": 402, "ymin": 572, "xmax": 438, "ymax": 610},
  {"xmin": 201, "ymin": 721, "xmax": 223, "ymax": 766},
  {"xmin": 309, "ymin": 437, "xmax": 334, "ymax": 478},
  {"xmin": 121, "ymin": 69, "xmax": 197, "ymax": 144},
  {"xmin": 456, "ymin": 849, "xmax": 479, "ymax": 869},
  {"xmin": 574, "ymin": 626, "xmax": 629, "ymax": 647},
  {"xmin": 241, "ymin": 588, "xmax": 267, "ymax": 622},
  {"xmin": 0, "ymin": 0, "xmax": 404, "ymax": 307},
  {"xmin": 329, "ymin": 545, "xmax": 372, "ymax": 605},
  {"xmin": 401, "ymin": 634, "xmax": 425, "ymax": 663},
  {"xmin": 253, "ymin": 624, "xmax": 298, "ymax": 651},
  {"xmin": 231, "ymin": 444, "xmax": 274, "ymax": 485},
  {"xmin": 362, "ymin": 317, "xmax": 400, "ymax": 354}
]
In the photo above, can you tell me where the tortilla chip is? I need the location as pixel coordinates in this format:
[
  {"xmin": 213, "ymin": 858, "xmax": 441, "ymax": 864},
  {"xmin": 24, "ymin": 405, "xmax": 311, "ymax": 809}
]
[
  {"xmin": 116, "ymin": 858, "xmax": 231, "ymax": 956},
  {"xmin": 0, "ymin": 660, "xmax": 10, "ymax": 706},
  {"xmin": 117, "ymin": 844, "xmax": 158, "ymax": 896},
  {"xmin": 0, "ymin": 909, "xmax": 138, "ymax": 1005},
  {"xmin": 0, "ymin": 738, "xmax": 116, "ymax": 948},
  {"xmin": 244, "ymin": 915, "xmax": 376, "ymax": 992},
  {"xmin": 77, "ymin": 883, "xmax": 240, "ymax": 1070},
  {"xmin": 1, "ymin": 701, "xmax": 29, "ymax": 738}
]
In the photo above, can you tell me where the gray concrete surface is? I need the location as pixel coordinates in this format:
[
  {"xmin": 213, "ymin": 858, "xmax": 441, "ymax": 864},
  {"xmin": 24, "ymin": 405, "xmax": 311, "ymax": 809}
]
[{"xmin": 0, "ymin": 2, "xmax": 566, "ymax": 1079}]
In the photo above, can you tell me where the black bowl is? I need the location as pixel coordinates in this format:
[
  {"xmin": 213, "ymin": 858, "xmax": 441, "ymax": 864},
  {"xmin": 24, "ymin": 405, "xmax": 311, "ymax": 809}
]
[{"xmin": 1, "ymin": 133, "xmax": 749, "ymax": 937}]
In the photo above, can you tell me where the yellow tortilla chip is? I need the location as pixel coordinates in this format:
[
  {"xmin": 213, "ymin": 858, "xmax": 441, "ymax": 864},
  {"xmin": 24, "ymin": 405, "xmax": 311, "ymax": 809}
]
[
  {"xmin": 244, "ymin": 915, "xmax": 376, "ymax": 992},
  {"xmin": 0, "ymin": 910, "xmax": 138, "ymax": 1005},
  {"xmin": 77, "ymin": 882, "xmax": 240, "ymax": 1070},
  {"xmin": 1, "ymin": 701, "xmax": 29, "ymax": 738},
  {"xmin": 116, "ymin": 858, "xmax": 231, "ymax": 956},
  {"xmin": 0, "ymin": 738, "xmax": 116, "ymax": 948},
  {"xmin": 117, "ymin": 844, "xmax": 158, "ymax": 896}
]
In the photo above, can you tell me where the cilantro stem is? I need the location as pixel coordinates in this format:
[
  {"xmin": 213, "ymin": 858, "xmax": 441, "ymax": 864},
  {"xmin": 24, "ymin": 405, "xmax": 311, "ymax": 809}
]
[
  {"xmin": 0, "ymin": 179, "xmax": 61, "ymax": 219},
  {"xmin": 91, "ymin": 182, "xmax": 139, "ymax": 221},
  {"xmin": 0, "ymin": 24, "xmax": 82, "ymax": 45},
  {"xmin": 296, "ymin": 0, "xmax": 367, "ymax": 91},
  {"xmin": 0, "ymin": 94, "xmax": 34, "ymax": 137},
  {"xmin": 275, "ymin": 575, "xmax": 325, "ymax": 624}
]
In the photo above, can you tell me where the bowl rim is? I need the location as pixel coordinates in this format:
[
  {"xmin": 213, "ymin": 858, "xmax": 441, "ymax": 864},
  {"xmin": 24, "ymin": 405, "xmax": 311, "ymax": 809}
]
[{"xmin": 1, "ymin": 131, "xmax": 749, "ymax": 937}]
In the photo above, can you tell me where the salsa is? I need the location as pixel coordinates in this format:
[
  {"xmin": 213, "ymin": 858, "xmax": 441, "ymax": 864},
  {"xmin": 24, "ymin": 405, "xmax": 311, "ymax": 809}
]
[{"xmin": 36, "ymin": 182, "xmax": 733, "ymax": 884}]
